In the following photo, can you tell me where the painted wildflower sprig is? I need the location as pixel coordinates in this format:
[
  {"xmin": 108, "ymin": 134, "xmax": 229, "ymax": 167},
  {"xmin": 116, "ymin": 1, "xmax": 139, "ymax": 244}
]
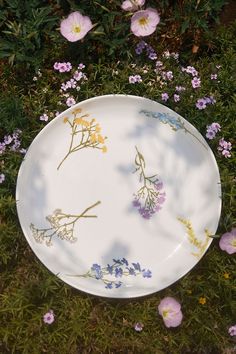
[
  {"xmin": 140, "ymin": 109, "xmax": 207, "ymax": 149},
  {"xmin": 177, "ymin": 217, "xmax": 211, "ymax": 258},
  {"xmin": 133, "ymin": 146, "xmax": 166, "ymax": 219},
  {"xmin": 30, "ymin": 201, "xmax": 101, "ymax": 246},
  {"xmin": 68, "ymin": 258, "xmax": 152, "ymax": 289},
  {"xmin": 57, "ymin": 108, "xmax": 107, "ymax": 170}
]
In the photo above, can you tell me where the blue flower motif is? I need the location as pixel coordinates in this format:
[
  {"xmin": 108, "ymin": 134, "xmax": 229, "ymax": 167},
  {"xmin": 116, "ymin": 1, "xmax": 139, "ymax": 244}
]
[
  {"xmin": 127, "ymin": 267, "xmax": 136, "ymax": 276},
  {"xmin": 140, "ymin": 109, "xmax": 184, "ymax": 131},
  {"xmin": 106, "ymin": 264, "xmax": 113, "ymax": 275},
  {"xmin": 113, "ymin": 258, "xmax": 122, "ymax": 265},
  {"xmin": 142, "ymin": 269, "xmax": 152, "ymax": 278},
  {"xmin": 91, "ymin": 264, "xmax": 103, "ymax": 279},
  {"xmin": 132, "ymin": 262, "xmax": 141, "ymax": 272},
  {"xmin": 121, "ymin": 257, "xmax": 129, "ymax": 266},
  {"xmin": 105, "ymin": 282, "xmax": 113, "ymax": 289},
  {"xmin": 115, "ymin": 267, "xmax": 123, "ymax": 278},
  {"xmin": 115, "ymin": 281, "xmax": 122, "ymax": 288}
]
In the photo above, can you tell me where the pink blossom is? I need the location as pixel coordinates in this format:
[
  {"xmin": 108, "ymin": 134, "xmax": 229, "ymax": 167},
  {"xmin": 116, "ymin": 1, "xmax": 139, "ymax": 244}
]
[
  {"xmin": 131, "ymin": 8, "xmax": 160, "ymax": 37},
  {"xmin": 134, "ymin": 322, "xmax": 144, "ymax": 331},
  {"xmin": 174, "ymin": 94, "xmax": 180, "ymax": 103},
  {"xmin": 191, "ymin": 77, "xmax": 201, "ymax": 88},
  {"xmin": 39, "ymin": 113, "xmax": 49, "ymax": 122},
  {"xmin": 211, "ymin": 74, "xmax": 218, "ymax": 80},
  {"xmin": 219, "ymin": 228, "xmax": 236, "ymax": 254},
  {"xmin": 158, "ymin": 297, "xmax": 183, "ymax": 328},
  {"xmin": 43, "ymin": 310, "xmax": 55, "ymax": 324},
  {"xmin": 161, "ymin": 93, "xmax": 169, "ymax": 102},
  {"xmin": 121, "ymin": 0, "xmax": 145, "ymax": 12},
  {"xmin": 66, "ymin": 97, "xmax": 76, "ymax": 107},
  {"xmin": 73, "ymin": 70, "xmax": 83, "ymax": 81},
  {"xmin": 60, "ymin": 11, "xmax": 93, "ymax": 42},
  {"xmin": 228, "ymin": 325, "xmax": 236, "ymax": 336}
]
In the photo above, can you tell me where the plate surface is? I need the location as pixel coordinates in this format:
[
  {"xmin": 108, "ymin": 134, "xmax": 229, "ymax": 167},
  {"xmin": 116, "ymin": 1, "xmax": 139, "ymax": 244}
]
[{"xmin": 16, "ymin": 95, "xmax": 221, "ymax": 298}]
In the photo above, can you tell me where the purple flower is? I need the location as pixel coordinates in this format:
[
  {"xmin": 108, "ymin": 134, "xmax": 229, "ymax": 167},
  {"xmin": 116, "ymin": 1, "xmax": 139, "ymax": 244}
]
[
  {"xmin": 134, "ymin": 322, "xmax": 144, "ymax": 332},
  {"xmin": 39, "ymin": 113, "xmax": 49, "ymax": 122},
  {"xmin": 66, "ymin": 97, "xmax": 76, "ymax": 107},
  {"xmin": 156, "ymin": 61, "xmax": 163, "ymax": 68},
  {"xmin": 134, "ymin": 74, "xmax": 142, "ymax": 83},
  {"xmin": 4, "ymin": 135, "xmax": 13, "ymax": 145},
  {"xmin": 219, "ymin": 229, "xmax": 236, "ymax": 254},
  {"xmin": 196, "ymin": 98, "xmax": 207, "ymax": 110},
  {"xmin": 60, "ymin": 11, "xmax": 93, "ymax": 42},
  {"xmin": 43, "ymin": 310, "xmax": 55, "ymax": 324},
  {"xmin": 228, "ymin": 325, "xmax": 236, "ymax": 336},
  {"xmin": 175, "ymin": 86, "xmax": 185, "ymax": 92},
  {"xmin": 166, "ymin": 71, "xmax": 173, "ymax": 80},
  {"xmin": 121, "ymin": 0, "xmax": 145, "ymax": 12},
  {"xmin": 131, "ymin": 8, "xmax": 160, "ymax": 37},
  {"xmin": 210, "ymin": 122, "xmax": 221, "ymax": 133},
  {"xmin": 133, "ymin": 199, "xmax": 141, "ymax": 208},
  {"xmin": 78, "ymin": 63, "xmax": 85, "ymax": 70},
  {"xmin": 191, "ymin": 77, "xmax": 201, "ymax": 88},
  {"xmin": 91, "ymin": 264, "xmax": 103, "ymax": 279},
  {"xmin": 148, "ymin": 52, "xmax": 157, "ymax": 60},
  {"xmin": 174, "ymin": 94, "xmax": 180, "ymax": 103},
  {"xmin": 211, "ymin": 74, "xmax": 218, "ymax": 80},
  {"xmin": 0, "ymin": 143, "xmax": 6, "ymax": 154},
  {"xmin": 158, "ymin": 297, "xmax": 183, "ymax": 328},
  {"xmin": 115, "ymin": 267, "xmax": 123, "ymax": 278},
  {"xmin": 206, "ymin": 122, "xmax": 221, "ymax": 140},
  {"xmin": 185, "ymin": 66, "xmax": 198, "ymax": 76},
  {"xmin": 73, "ymin": 70, "xmax": 83, "ymax": 81},
  {"xmin": 0, "ymin": 173, "xmax": 5, "ymax": 183},
  {"xmin": 206, "ymin": 129, "xmax": 216, "ymax": 140},
  {"xmin": 154, "ymin": 182, "xmax": 163, "ymax": 190},
  {"xmin": 161, "ymin": 93, "xmax": 169, "ymax": 102},
  {"xmin": 218, "ymin": 138, "xmax": 232, "ymax": 158}
]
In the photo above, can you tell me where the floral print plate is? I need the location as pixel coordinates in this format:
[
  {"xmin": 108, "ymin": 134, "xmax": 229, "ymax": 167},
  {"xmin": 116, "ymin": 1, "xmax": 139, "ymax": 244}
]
[{"xmin": 16, "ymin": 95, "xmax": 221, "ymax": 298}]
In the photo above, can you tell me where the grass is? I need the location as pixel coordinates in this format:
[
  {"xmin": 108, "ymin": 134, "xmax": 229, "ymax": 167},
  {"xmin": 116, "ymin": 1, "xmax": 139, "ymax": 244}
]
[{"xmin": 0, "ymin": 15, "xmax": 236, "ymax": 354}]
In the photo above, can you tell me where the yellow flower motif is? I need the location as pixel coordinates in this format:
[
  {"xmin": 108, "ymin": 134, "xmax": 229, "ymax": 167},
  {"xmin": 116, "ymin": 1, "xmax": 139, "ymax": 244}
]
[
  {"xmin": 74, "ymin": 117, "xmax": 82, "ymax": 125},
  {"xmin": 102, "ymin": 146, "xmax": 107, "ymax": 153},
  {"xmin": 223, "ymin": 272, "xmax": 230, "ymax": 279},
  {"xmin": 81, "ymin": 119, "xmax": 90, "ymax": 127},
  {"xmin": 90, "ymin": 134, "xmax": 97, "ymax": 143},
  {"xmin": 95, "ymin": 124, "xmax": 101, "ymax": 133},
  {"xmin": 199, "ymin": 297, "xmax": 206, "ymax": 305},
  {"xmin": 97, "ymin": 134, "xmax": 105, "ymax": 144},
  {"xmin": 72, "ymin": 108, "xmax": 82, "ymax": 115},
  {"xmin": 63, "ymin": 117, "xmax": 68, "ymax": 123}
]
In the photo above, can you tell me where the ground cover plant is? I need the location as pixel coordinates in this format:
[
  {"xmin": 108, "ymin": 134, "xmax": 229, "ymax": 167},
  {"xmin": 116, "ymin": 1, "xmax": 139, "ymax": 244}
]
[{"xmin": 0, "ymin": 1, "xmax": 236, "ymax": 353}]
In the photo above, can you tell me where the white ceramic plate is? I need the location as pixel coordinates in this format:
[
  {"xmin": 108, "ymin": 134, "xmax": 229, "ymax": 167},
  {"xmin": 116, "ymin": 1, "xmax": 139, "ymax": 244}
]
[{"xmin": 16, "ymin": 95, "xmax": 221, "ymax": 298}]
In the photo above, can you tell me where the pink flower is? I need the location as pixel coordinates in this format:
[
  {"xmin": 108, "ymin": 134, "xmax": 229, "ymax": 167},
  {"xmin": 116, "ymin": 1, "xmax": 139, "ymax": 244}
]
[
  {"xmin": 158, "ymin": 297, "xmax": 183, "ymax": 328},
  {"xmin": 191, "ymin": 77, "xmax": 201, "ymax": 88},
  {"xmin": 161, "ymin": 93, "xmax": 169, "ymax": 102},
  {"xmin": 134, "ymin": 322, "xmax": 144, "ymax": 332},
  {"xmin": 228, "ymin": 325, "xmax": 236, "ymax": 336},
  {"xmin": 121, "ymin": 0, "xmax": 145, "ymax": 12},
  {"xmin": 39, "ymin": 113, "xmax": 49, "ymax": 122},
  {"xmin": 43, "ymin": 310, "xmax": 55, "ymax": 324},
  {"xmin": 174, "ymin": 94, "xmax": 180, "ymax": 103},
  {"xmin": 131, "ymin": 8, "xmax": 160, "ymax": 37},
  {"xmin": 66, "ymin": 97, "xmax": 76, "ymax": 107},
  {"xmin": 60, "ymin": 11, "xmax": 93, "ymax": 42},
  {"xmin": 219, "ymin": 228, "xmax": 236, "ymax": 254}
]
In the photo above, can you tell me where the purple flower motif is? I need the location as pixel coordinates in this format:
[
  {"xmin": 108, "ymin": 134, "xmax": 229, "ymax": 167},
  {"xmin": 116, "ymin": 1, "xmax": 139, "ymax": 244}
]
[
  {"xmin": 115, "ymin": 281, "xmax": 122, "ymax": 288},
  {"xmin": 191, "ymin": 77, "xmax": 201, "ymax": 88},
  {"xmin": 134, "ymin": 322, "xmax": 144, "ymax": 332},
  {"xmin": 66, "ymin": 97, "xmax": 76, "ymax": 107},
  {"xmin": 106, "ymin": 264, "xmax": 113, "ymax": 274},
  {"xmin": 39, "ymin": 113, "xmax": 49, "ymax": 122},
  {"xmin": 121, "ymin": 0, "xmax": 145, "ymax": 12},
  {"xmin": 228, "ymin": 325, "xmax": 236, "ymax": 336},
  {"xmin": 196, "ymin": 98, "xmax": 207, "ymax": 110},
  {"xmin": 115, "ymin": 267, "xmax": 123, "ymax": 278},
  {"xmin": 174, "ymin": 94, "xmax": 180, "ymax": 103},
  {"xmin": 142, "ymin": 269, "xmax": 152, "ymax": 278},
  {"xmin": 43, "ymin": 310, "xmax": 55, "ymax": 324},
  {"xmin": 0, "ymin": 173, "xmax": 5, "ymax": 183},
  {"xmin": 91, "ymin": 264, "xmax": 103, "ymax": 279},
  {"xmin": 133, "ymin": 199, "xmax": 141, "ymax": 208},
  {"xmin": 60, "ymin": 11, "xmax": 93, "ymax": 42},
  {"xmin": 132, "ymin": 262, "xmax": 141, "ymax": 271},
  {"xmin": 131, "ymin": 8, "xmax": 160, "ymax": 37},
  {"xmin": 154, "ymin": 181, "xmax": 163, "ymax": 190},
  {"xmin": 161, "ymin": 93, "xmax": 169, "ymax": 102},
  {"xmin": 105, "ymin": 282, "xmax": 113, "ymax": 289},
  {"xmin": 158, "ymin": 297, "xmax": 183, "ymax": 328},
  {"xmin": 219, "ymin": 228, "xmax": 236, "ymax": 254}
]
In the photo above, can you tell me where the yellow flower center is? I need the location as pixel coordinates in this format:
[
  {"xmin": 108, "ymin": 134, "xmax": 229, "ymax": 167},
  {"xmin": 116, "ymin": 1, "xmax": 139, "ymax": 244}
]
[
  {"xmin": 138, "ymin": 17, "xmax": 148, "ymax": 26},
  {"xmin": 231, "ymin": 239, "xmax": 236, "ymax": 247},
  {"xmin": 162, "ymin": 310, "xmax": 169, "ymax": 318},
  {"xmin": 73, "ymin": 25, "xmax": 81, "ymax": 33}
]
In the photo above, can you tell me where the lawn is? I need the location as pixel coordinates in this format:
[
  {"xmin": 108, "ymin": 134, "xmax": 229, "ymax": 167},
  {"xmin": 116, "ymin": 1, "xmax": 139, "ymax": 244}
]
[{"xmin": 0, "ymin": 1, "xmax": 235, "ymax": 353}]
